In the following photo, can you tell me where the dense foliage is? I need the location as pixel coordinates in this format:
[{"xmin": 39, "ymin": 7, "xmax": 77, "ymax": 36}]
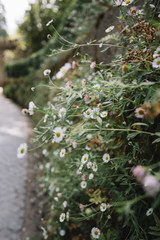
[{"xmin": 21, "ymin": 0, "xmax": 160, "ymax": 239}]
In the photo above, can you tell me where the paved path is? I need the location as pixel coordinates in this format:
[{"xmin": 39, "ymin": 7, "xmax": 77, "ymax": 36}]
[{"xmin": 0, "ymin": 88, "xmax": 29, "ymax": 240}]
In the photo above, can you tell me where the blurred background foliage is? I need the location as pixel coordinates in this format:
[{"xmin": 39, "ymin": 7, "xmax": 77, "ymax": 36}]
[
  {"xmin": 0, "ymin": 0, "xmax": 7, "ymax": 38},
  {"xmin": 3, "ymin": 0, "xmax": 111, "ymax": 108}
]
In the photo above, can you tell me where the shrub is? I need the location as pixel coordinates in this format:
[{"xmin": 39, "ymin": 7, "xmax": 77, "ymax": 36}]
[{"xmin": 20, "ymin": 0, "xmax": 160, "ymax": 239}]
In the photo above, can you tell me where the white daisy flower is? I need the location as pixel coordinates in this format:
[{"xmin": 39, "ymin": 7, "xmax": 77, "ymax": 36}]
[
  {"xmin": 87, "ymin": 161, "xmax": 93, "ymax": 169},
  {"xmin": 86, "ymin": 144, "xmax": 91, "ymax": 151},
  {"xmin": 83, "ymin": 108, "xmax": 93, "ymax": 119},
  {"xmin": 91, "ymin": 227, "xmax": 101, "ymax": 239},
  {"xmin": 105, "ymin": 26, "xmax": 114, "ymax": 33},
  {"xmin": 86, "ymin": 134, "xmax": 92, "ymax": 139},
  {"xmin": 46, "ymin": 19, "xmax": 53, "ymax": 26},
  {"xmin": 63, "ymin": 201, "xmax": 67, "ymax": 208},
  {"xmin": 43, "ymin": 69, "xmax": 51, "ymax": 76},
  {"xmin": 146, "ymin": 208, "xmax": 153, "ymax": 216},
  {"xmin": 100, "ymin": 203, "xmax": 107, "ymax": 212},
  {"xmin": 122, "ymin": 0, "xmax": 133, "ymax": 6},
  {"xmin": 53, "ymin": 127, "xmax": 65, "ymax": 143},
  {"xmin": 152, "ymin": 57, "xmax": 160, "ymax": 69},
  {"xmin": 135, "ymin": 107, "xmax": 146, "ymax": 118},
  {"xmin": 56, "ymin": 63, "xmax": 71, "ymax": 79},
  {"xmin": 81, "ymin": 180, "xmax": 87, "ymax": 189},
  {"xmin": 28, "ymin": 101, "xmax": 36, "ymax": 115},
  {"xmin": 103, "ymin": 153, "xmax": 110, "ymax": 163},
  {"xmin": 59, "ymin": 229, "xmax": 66, "ymax": 236},
  {"xmin": 79, "ymin": 164, "xmax": 83, "ymax": 171},
  {"xmin": 153, "ymin": 47, "xmax": 160, "ymax": 59},
  {"xmin": 81, "ymin": 154, "xmax": 89, "ymax": 164},
  {"xmin": 60, "ymin": 149, "xmax": 66, "ymax": 158},
  {"xmin": 58, "ymin": 107, "xmax": 66, "ymax": 119},
  {"xmin": 136, "ymin": 9, "xmax": 143, "ymax": 15},
  {"xmin": 89, "ymin": 173, "xmax": 94, "ymax": 179},
  {"xmin": 17, "ymin": 143, "xmax": 28, "ymax": 158},
  {"xmin": 93, "ymin": 84, "xmax": 100, "ymax": 90},
  {"xmin": 92, "ymin": 162, "xmax": 98, "ymax": 172},
  {"xmin": 100, "ymin": 111, "xmax": 108, "ymax": 118},
  {"xmin": 59, "ymin": 213, "xmax": 66, "ymax": 222},
  {"xmin": 91, "ymin": 107, "xmax": 100, "ymax": 119}
]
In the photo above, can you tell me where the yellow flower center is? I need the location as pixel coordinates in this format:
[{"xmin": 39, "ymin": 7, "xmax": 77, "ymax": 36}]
[
  {"xmin": 138, "ymin": 110, "xmax": 144, "ymax": 115},
  {"xmin": 126, "ymin": 0, "xmax": 130, "ymax": 4},
  {"xmin": 61, "ymin": 67, "xmax": 67, "ymax": 74},
  {"xmin": 56, "ymin": 132, "xmax": 61, "ymax": 138},
  {"xmin": 94, "ymin": 230, "xmax": 98, "ymax": 235},
  {"xmin": 156, "ymin": 60, "xmax": 160, "ymax": 65},
  {"xmin": 61, "ymin": 110, "xmax": 65, "ymax": 115},
  {"xmin": 21, "ymin": 148, "xmax": 24, "ymax": 154},
  {"xmin": 105, "ymin": 156, "xmax": 108, "ymax": 160},
  {"xmin": 86, "ymin": 110, "xmax": 90, "ymax": 115}
]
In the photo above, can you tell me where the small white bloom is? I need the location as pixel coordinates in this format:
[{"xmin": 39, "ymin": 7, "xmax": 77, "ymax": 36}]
[
  {"xmin": 136, "ymin": 9, "xmax": 143, "ymax": 15},
  {"xmin": 41, "ymin": 226, "xmax": 48, "ymax": 239},
  {"xmin": 86, "ymin": 144, "xmax": 91, "ymax": 151},
  {"xmin": 100, "ymin": 111, "xmax": 108, "ymax": 118},
  {"xmin": 153, "ymin": 47, "xmax": 160, "ymax": 59},
  {"xmin": 59, "ymin": 229, "xmax": 66, "ymax": 236},
  {"xmin": 91, "ymin": 227, "xmax": 101, "ymax": 239},
  {"xmin": 58, "ymin": 107, "xmax": 66, "ymax": 119},
  {"xmin": 83, "ymin": 108, "xmax": 93, "ymax": 119},
  {"xmin": 90, "ymin": 61, "xmax": 96, "ymax": 69},
  {"xmin": 87, "ymin": 161, "xmax": 93, "ymax": 169},
  {"xmin": 28, "ymin": 101, "xmax": 35, "ymax": 115},
  {"xmin": 56, "ymin": 63, "xmax": 71, "ymax": 79},
  {"xmin": 42, "ymin": 149, "xmax": 48, "ymax": 157},
  {"xmin": 89, "ymin": 173, "xmax": 94, "ymax": 179},
  {"xmin": 79, "ymin": 164, "xmax": 83, "ymax": 171},
  {"xmin": 46, "ymin": 19, "xmax": 53, "ymax": 26},
  {"xmin": 105, "ymin": 26, "xmax": 114, "ymax": 33},
  {"xmin": 81, "ymin": 154, "xmax": 89, "ymax": 164},
  {"xmin": 92, "ymin": 162, "xmax": 98, "ymax": 172},
  {"xmin": 43, "ymin": 114, "xmax": 48, "ymax": 123},
  {"xmin": 63, "ymin": 201, "xmax": 67, "ymax": 208},
  {"xmin": 66, "ymin": 211, "xmax": 69, "ymax": 221},
  {"xmin": 146, "ymin": 208, "xmax": 153, "ymax": 216},
  {"xmin": 43, "ymin": 69, "xmax": 51, "ymax": 76},
  {"xmin": 81, "ymin": 180, "xmax": 87, "ymax": 189},
  {"xmin": 152, "ymin": 57, "xmax": 160, "ymax": 69},
  {"xmin": 91, "ymin": 107, "xmax": 100, "ymax": 119},
  {"xmin": 103, "ymin": 153, "xmax": 110, "ymax": 163},
  {"xmin": 100, "ymin": 203, "xmax": 107, "ymax": 212},
  {"xmin": 59, "ymin": 213, "xmax": 66, "ymax": 222},
  {"xmin": 60, "ymin": 149, "xmax": 66, "ymax": 158},
  {"xmin": 53, "ymin": 127, "xmax": 65, "ymax": 143},
  {"xmin": 45, "ymin": 162, "xmax": 50, "ymax": 169},
  {"xmin": 86, "ymin": 134, "xmax": 92, "ymax": 139},
  {"xmin": 93, "ymin": 84, "xmax": 100, "ymax": 90},
  {"xmin": 17, "ymin": 143, "xmax": 27, "ymax": 158},
  {"xmin": 122, "ymin": 0, "xmax": 133, "ymax": 6}
]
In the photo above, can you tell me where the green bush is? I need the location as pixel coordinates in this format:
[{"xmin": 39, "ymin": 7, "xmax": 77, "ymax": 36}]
[{"xmin": 24, "ymin": 1, "xmax": 160, "ymax": 239}]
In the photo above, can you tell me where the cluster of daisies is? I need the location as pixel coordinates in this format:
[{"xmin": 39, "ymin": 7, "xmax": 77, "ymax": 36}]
[{"xmin": 16, "ymin": 2, "xmax": 160, "ymax": 239}]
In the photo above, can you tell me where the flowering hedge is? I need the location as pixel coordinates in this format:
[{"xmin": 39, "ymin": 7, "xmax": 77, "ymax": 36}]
[{"xmin": 18, "ymin": 0, "xmax": 160, "ymax": 239}]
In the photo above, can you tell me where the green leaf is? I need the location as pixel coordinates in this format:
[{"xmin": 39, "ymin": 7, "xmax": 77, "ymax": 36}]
[
  {"xmin": 155, "ymin": 132, "xmax": 160, "ymax": 137},
  {"xmin": 127, "ymin": 132, "xmax": 139, "ymax": 139},
  {"xmin": 152, "ymin": 138, "xmax": 160, "ymax": 144},
  {"xmin": 153, "ymin": 214, "xmax": 160, "ymax": 226},
  {"xmin": 97, "ymin": 116, "xmax": 102, "ymax": 125},
  {"xmin": 132, "ymin": 122, "xmax": 149, "ymax": 127},
  {"xmin": 149, "ymin": 231, "xmax": 160, "ymax": 237}
]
